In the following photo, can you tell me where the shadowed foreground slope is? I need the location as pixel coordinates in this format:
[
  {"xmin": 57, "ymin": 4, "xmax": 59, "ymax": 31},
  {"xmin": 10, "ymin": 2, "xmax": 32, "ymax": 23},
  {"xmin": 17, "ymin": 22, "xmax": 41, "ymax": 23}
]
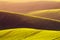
[{"xmin": 0, "ymin": 9, "xmax": 60, "ymax": 30}]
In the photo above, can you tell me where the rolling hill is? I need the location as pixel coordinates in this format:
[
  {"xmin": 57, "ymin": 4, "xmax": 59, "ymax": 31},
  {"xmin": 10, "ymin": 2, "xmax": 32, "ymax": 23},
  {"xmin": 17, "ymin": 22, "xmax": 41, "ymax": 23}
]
[
  {"xmin": 0, "ymin": 1, "xmax": 60, "ymax": 40},
  {"xmin": 0, "ymin": 9, "xmax": 60, "ymax": 30}
]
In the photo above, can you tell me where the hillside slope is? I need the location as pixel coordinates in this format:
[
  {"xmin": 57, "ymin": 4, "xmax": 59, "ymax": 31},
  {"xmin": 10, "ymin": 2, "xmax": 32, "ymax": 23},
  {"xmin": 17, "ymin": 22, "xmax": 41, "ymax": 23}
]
[{"xmin": 0, "ymin": 9, "xmax": 60, "ymax": 30}]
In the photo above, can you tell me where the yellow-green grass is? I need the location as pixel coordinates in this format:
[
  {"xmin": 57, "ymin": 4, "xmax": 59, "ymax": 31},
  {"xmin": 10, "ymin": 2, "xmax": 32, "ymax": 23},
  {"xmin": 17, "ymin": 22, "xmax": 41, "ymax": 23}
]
[{"xmin": 0, "ymin": 28, "xmax": 60, "ymax": 40}]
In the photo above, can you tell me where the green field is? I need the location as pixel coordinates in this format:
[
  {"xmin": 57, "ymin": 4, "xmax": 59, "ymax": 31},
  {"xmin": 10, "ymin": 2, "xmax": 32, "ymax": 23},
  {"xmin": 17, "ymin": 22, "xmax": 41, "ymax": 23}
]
[{"xmin": 0, "ymin": 28, "xmax": 60, "ymax": 40}]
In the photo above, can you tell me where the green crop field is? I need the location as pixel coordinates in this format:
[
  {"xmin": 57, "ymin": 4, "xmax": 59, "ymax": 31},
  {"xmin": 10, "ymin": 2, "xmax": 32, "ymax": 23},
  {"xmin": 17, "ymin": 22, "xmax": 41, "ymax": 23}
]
[{"xmin": 0, "ymin": 28, "xmax": 60, "ymax": 40}]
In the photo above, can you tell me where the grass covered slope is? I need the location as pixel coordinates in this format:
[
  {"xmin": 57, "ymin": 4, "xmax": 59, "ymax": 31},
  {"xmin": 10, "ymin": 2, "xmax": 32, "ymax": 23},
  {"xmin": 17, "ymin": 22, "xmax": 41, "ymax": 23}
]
[{"xmin": 0, "ymin": 28, "xmax": 60, "ymax": 40}]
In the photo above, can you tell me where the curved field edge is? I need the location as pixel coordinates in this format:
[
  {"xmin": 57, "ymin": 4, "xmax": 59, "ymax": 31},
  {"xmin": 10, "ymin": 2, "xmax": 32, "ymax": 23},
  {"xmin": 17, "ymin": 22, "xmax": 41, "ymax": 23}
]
[
  {"xmin": 0, "ymin": 9, "xmax": 60, "ymax": 22},
  {"xmin": 26, "ymin": 9, "xmax": 60, "ymax": 22},
  {"xmin": 0, "ymin": 28, "xmax": 60, "ymax": 40}
]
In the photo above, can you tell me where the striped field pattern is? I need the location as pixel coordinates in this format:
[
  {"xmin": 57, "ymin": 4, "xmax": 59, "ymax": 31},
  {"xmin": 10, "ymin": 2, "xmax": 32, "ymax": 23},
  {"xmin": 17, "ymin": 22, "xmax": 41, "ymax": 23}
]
[{"xmin": 0, "ymin": 28, "xmax": 60, "ymax": 40}]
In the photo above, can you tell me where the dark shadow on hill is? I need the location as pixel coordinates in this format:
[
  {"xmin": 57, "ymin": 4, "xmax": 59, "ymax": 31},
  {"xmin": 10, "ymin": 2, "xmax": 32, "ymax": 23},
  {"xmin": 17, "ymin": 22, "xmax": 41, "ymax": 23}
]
[{"xmin": 0, "ymin": 12, "xmax": 60, "ymax": 31}]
